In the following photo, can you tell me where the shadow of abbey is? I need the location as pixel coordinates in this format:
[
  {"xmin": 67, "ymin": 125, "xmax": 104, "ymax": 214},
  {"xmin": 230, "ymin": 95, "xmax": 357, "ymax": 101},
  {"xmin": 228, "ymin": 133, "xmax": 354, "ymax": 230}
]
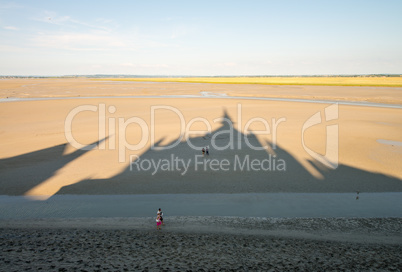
[
  {"xmin": 0, "ymin": 111, "xmax": 401, "ymax": 196},
  {"xmin": 0, "ymin": 139, "xmax": 106, "ymax": 195},
  {"xmin": 52, "ymin": 110, "xmax": 401, "ymax": 195}
]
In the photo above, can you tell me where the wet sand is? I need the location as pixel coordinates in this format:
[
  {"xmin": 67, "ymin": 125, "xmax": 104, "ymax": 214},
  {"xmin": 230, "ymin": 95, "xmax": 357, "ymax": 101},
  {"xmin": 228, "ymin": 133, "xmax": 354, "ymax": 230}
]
[
  {"xmin": 2, "ymin": 78, "xmax": 402, "ymax": 104},
  {"xmin": 1, "ymin": 193, "xmax": 402, "ymax": 219},
  {"xmin": 1, "ymin": 217, "xmax": 401, "ymax": 271}
]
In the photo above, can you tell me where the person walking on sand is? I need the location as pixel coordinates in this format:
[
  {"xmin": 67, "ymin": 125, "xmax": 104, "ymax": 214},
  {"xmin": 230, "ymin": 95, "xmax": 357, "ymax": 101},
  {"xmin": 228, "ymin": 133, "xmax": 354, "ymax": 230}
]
[
  {"xmin": 156, "ymin": 214, "xmax": 162, "ymax": 230},
  {"xmin": 157, "ymin": 208, "xmax": 164, "ymax": 225}
]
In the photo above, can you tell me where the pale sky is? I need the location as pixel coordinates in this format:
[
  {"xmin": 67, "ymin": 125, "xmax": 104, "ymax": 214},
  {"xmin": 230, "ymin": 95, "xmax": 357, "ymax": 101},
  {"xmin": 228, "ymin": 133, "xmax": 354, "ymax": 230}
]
[{"xmin": 1, "ymin": 0, "xmax": 401, "ymax": 76}]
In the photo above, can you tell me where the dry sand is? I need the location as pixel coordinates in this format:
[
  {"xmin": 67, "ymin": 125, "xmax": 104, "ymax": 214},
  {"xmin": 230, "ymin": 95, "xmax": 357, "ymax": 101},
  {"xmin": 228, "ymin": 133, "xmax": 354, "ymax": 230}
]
[
  {"xmin": 1, "ymin": 217, "xmax": 401, "ymax": 271},
  {"xmin": 0, "ymin": 80, "xmax": 401, "ymax": 196}
]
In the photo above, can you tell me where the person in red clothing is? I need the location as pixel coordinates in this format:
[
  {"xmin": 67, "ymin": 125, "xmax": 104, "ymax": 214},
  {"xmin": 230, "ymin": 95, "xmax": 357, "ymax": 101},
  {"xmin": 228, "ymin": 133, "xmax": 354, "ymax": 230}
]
[
  {"xmin": 156, "ymin": 214, "xmax": 162, "ymax": 230},
  {"xmin": 157, "ymin": 208, "xmax": 164, "ymax": 225}
]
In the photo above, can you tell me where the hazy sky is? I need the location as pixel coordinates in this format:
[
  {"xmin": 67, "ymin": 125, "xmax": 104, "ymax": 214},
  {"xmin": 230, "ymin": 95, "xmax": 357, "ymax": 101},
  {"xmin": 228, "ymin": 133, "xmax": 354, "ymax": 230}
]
[{"xmin": 1, "ymin": 0, "xmax": 401, "ymax": 76}]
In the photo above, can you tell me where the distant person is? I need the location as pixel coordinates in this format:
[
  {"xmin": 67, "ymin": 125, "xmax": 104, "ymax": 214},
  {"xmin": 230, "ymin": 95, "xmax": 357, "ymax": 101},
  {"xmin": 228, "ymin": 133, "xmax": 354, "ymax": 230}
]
[
  {"xmin": 202, "ymin": 148, "xmax": 205, "ymax": 156},
  {"xmin": 206, "ymin": 147, "xmax": 209, "ymax": 156},
  {"xmin": 157, "ymin": 208, "xmax": 164, "ymax": 225},
  {"xmin": 156, "ymin": 214, "xmax": 162, "ymax": 230}
]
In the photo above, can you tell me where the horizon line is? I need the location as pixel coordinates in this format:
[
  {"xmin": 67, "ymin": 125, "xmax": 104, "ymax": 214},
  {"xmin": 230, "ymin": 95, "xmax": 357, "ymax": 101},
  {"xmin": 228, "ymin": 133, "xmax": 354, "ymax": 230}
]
[{"xmin": 1, "ymin": 74, "xmax": 402, "ymax": 78}]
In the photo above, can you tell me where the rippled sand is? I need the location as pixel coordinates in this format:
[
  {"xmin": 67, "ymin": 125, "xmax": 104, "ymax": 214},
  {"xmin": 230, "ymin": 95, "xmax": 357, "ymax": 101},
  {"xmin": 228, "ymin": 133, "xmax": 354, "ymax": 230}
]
[{"xmin": 1, "ymin": 217, "xmax": 401, "ymax": 271}]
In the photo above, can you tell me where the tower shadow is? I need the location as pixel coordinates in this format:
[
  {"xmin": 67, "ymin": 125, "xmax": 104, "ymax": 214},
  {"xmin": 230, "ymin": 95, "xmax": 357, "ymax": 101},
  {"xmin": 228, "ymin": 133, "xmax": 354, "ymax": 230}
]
[{"xmin": 51, "ymin": 110, "xmax": 402, "ymax": 195}]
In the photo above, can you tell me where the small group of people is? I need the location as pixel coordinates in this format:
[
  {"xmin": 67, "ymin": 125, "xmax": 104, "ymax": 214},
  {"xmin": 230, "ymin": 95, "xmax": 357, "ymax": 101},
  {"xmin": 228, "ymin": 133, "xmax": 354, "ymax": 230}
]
[
  {"xmin": 202, "ymin": 147, "xmax": 209, "ymax": 156},
  {"xmin": 156, "ymin": 208, "xmax": 164, "ymax": 230}
]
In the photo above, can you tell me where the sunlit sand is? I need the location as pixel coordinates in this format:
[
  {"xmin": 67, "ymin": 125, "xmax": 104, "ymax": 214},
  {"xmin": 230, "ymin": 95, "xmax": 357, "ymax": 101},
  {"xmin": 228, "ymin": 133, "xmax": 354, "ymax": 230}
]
[{"xmin": 0, "ymin": 79, "xmax": 401, "ymax": 199}]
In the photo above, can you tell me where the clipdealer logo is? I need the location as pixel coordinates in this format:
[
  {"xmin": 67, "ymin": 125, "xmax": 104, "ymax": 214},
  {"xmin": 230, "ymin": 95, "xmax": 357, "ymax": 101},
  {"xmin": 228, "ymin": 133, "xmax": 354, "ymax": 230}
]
[
  {"xmin": 129, "ymin": 154, "xmax": 286, "ymax": 175},
  {"xmin": 64, "ymin": 103, "xmax": 339, "ymax": 172},
  {"xmin": 64, "ymin": 104, "xmax": 286, "ymax": 161},
  {"xmin": 302, "ymin": 103, "xmax": 339, "ymax": 169}
]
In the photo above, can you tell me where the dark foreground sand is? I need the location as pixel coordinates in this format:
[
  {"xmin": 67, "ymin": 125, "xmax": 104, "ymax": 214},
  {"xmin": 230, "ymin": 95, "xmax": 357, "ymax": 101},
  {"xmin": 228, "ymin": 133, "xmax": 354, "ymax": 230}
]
[{"xmin": 1, "ymin": 217, "xmax": 401, "ymax": 271}]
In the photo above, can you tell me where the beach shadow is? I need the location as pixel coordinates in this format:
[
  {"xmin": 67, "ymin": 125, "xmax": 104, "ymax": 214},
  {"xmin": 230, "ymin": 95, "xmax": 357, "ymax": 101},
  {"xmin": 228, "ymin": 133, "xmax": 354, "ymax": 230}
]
[
  {"xmin": 51, "ymin": 110, "xmax": 402, "ymax": 195},
  {"xmin": 0, "ymin": 139, "xmax": 106, "ymax": 195}
]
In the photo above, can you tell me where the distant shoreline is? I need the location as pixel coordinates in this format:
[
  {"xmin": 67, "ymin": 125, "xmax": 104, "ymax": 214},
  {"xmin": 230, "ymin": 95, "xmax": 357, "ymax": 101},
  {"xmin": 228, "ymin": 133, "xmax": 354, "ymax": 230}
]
[
  {"xmin": 95, "ymin": 76, "xmax": 402, "ymax": 88},
  {"xmin": 2, "ymin": 75, "xmax": 402, "ymax": 87}
]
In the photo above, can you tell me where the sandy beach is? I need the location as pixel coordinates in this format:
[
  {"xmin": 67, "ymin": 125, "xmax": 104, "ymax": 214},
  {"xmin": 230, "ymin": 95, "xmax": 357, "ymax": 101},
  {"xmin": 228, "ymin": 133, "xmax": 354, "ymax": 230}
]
[
  {"xmin": 0, "ymin": 79, "xmax": 401, "ymax": 197},
  {"xmin": 2, "ymin": 0, "xmax": 402, "ymax": 270},
  {"xmin": 0, "ymin": 79, "xmax": 401, "ymax": 270}
]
